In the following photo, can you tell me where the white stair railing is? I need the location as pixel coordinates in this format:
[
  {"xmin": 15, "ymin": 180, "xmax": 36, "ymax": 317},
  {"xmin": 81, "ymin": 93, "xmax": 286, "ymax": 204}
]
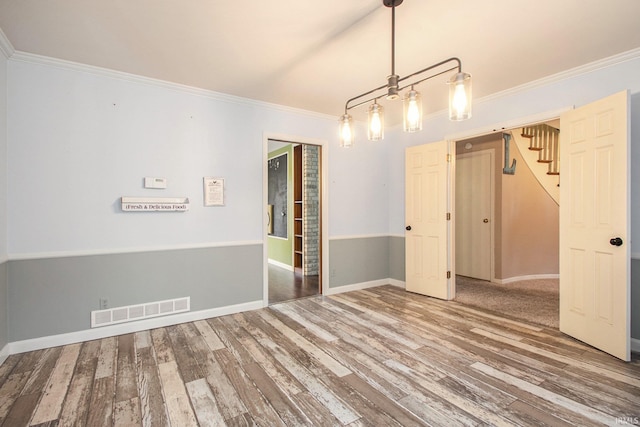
[
  {"xmin": 512, "ymin": 126, "xmax": 560, "ymax": 205},
  {"xmin": 521, "ymin": 124, "xmax": 560, "ymax": 176}
]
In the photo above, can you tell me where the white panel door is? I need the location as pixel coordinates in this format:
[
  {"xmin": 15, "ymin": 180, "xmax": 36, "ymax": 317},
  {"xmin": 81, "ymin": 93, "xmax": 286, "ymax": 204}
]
[
  {"xmin": 455, "ymin": 151, "xmax": 493, "ymax": 281},
  {"xmin": 559, "ymin": 90, "xmax": 630, "ymax": 361},
  {"xmin": 405, "ymin": 141, "xmax": 451, "ymax": 300}
]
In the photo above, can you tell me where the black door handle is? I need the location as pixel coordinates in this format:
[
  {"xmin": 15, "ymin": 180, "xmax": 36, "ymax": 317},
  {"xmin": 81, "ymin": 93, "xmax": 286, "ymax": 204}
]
[
  {"xmin": 610, "ymin": 237, "xmax": 623, "ymax": 246},
  {"xmin": 406, "ymin": 226, "xmax": 412, "ymax": 231}
]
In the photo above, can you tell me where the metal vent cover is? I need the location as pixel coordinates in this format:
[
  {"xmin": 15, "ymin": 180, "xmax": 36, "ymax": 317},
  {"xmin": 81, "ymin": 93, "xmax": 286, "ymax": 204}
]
[{"xmin": 91, "ymin": 297, "xmax": 190, "ymax": 328}]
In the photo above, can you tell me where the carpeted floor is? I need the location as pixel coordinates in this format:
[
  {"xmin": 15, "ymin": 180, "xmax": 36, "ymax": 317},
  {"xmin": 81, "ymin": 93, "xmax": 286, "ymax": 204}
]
[{"xmin": 454, "ymin": 275, "xmax": 559, "ymax": 328}]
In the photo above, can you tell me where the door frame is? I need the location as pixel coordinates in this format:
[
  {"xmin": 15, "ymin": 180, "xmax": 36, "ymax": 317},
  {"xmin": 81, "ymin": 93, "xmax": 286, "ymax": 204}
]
[
  {"xmin": 447, "ymin": 107, "xmax": 569, "ymax": 300},
  {"xmin": 262, "ymin": 132, "xmax": 329, "ymax": 306},
  {"xmin": 455, "ymin": 149, "xmax": 495, "ymax": 282}
]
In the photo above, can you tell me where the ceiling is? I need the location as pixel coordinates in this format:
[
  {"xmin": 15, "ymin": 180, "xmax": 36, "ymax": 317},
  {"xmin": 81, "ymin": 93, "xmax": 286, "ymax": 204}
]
[{"xmin": 1, "ymin": 0, "xmax": 640, "ymax": 125}]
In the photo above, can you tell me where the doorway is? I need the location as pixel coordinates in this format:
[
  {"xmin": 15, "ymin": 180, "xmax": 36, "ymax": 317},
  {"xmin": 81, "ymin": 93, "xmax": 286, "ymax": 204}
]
[
  {"xmin": 266, "ymin": 139, "xmax": 322, "ymax": 304},
  {"xmin": 453, "ymin": 126, "xmax": 560, "ymax": 327},
  {"xmin": 405, "ymin": 93, "xmax": 630, "ymax": 359}
]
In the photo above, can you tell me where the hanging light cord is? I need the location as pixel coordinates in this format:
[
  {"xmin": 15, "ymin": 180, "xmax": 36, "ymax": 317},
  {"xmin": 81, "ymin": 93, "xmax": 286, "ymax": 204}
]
[{"xmin": 391, "ymin": 2, "xmax": 396, "ymax": 78}]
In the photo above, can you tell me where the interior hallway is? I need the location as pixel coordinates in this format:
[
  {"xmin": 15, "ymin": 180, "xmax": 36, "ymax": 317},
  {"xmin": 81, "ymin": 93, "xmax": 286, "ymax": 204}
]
[{"xmin": 268, "ymin": 263, "xmax": 319, "ymax": 304}]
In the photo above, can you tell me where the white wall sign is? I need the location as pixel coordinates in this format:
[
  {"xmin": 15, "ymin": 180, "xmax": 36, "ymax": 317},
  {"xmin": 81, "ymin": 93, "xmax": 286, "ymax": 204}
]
[
  {"xmin": 121, "ymin": 197, "xmax": 189, "ymax": 212},
  {"xmin": 204, "ymin": 177, "xmax": 224, "ymax": 206}
]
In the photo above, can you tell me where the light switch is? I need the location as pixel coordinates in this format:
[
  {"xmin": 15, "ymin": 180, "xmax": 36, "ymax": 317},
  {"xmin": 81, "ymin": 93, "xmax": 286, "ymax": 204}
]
[{"xmin": 144, "ymin": 177, "xmax": 167, "ymax": 189}]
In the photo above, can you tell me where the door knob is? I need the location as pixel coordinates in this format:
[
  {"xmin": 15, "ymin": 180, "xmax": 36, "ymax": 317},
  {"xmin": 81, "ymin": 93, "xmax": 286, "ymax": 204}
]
[
  {"xmin": 406, "ymin": 226, "xmax": 412, "ymax": 231},
  {"xmin": 483, "ymin": 218, "xmax": 489, "ymax": 223},
  {"xmin": 610, "ymin": 237, "xmax": 623, "ymax": 246}
]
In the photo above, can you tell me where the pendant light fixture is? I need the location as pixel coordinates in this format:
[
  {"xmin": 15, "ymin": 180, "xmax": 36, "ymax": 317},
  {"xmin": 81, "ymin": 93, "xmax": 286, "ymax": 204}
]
[
  {"xmin": 368, "ymin": 100, "xmax": 384, "ymax": 140},
  {"xmin": 339, "ymin": 114, "xmax": 354, "ymax": 148},
  {"xmin": 339, "ymin": 0, "xmax": 472, "ymax": 146},
  {"xmin": 403, "ymin": 86, "xmax": 422, "ymax": 132}
]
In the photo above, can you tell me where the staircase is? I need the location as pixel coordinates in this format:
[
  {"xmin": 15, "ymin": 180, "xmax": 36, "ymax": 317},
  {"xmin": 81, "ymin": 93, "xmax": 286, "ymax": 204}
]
[
  {"xmin": 513, "ymin": 123, "xmax": 560, "ymax": 205},
  {"xmin": 522, "ymin": 124, "xmax": 560, "ymax": 176}
]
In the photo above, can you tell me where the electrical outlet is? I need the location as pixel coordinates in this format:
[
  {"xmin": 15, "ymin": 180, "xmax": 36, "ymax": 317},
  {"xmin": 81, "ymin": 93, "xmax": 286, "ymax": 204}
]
[{"xmin": 99, "ymin": 298, "xmax": 109, "ymax": 310}]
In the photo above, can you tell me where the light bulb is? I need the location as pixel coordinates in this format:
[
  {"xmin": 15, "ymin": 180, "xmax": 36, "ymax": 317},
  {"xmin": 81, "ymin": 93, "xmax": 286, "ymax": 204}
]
[
  {"xmin": 403, "ymin": 88, "xmax": 422, "ymax": 132},
  {"xmin": 448, "ymin": 72, "xmax": 472, "ymax": 121},
  {"xmin": 407, "ymin": 98, "xmax": 419, "ymax": 127},
  {"xmin": 339, "ymin": 114, "xmax": 353, "ymax": 147},
  {"xmin": 341, "ymin": 123, "xmax": 352, "ymax": 143},
  {"xmin": 367, "ymin": 102, "xmax": 384, "ymax": 141},
  {"xmin": 453, "ymin": 83, "xmax": 467, "ymax": 117},
  {"xmin": 370, "ymin": 111, "xmax": 381, "ymax": 134}
]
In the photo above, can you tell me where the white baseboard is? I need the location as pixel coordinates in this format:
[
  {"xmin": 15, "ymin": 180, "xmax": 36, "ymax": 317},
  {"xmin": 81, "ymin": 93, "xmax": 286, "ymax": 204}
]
[
  {"xmin": 324, "ymin": 279, "xmax": 393, "ymax": 295},
  {"xmin": 267, "ymin": 259, "xmax": 294, "ymax": 271},
  {"xmin": 493, "ymin": 274, "xmax": 559, "ymax": 285},
  {"xmin": 387, "ymin": 279, "xmax": 406, "ymax": 289},
  {"xmin": 9, "ymin": 300, "xmax": 263, "ymax": 355},
  {"xmin": 632, "ymin": 338, "xmax": 640, "ymax": 354},
  {"xmin": 0, "ymin": 343, "xmax": 9, "ymax": 366}
]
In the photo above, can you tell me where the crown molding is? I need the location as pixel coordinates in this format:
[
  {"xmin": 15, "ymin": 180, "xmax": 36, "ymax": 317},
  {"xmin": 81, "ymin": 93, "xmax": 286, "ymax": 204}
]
[
  {"xmin": 8, "ymin": 50, "xmax": 334, "ymax": 121},
  {"xmin": 7, "ymin": 46, "xmax": 640, "ymax": 125},
  {"xmin": 384, "ymin": 47, "xmax": 640, "ymax": 129},
  {"xmin": 475, "ymin": 47, "xmax": 640, "ymax": 108},
  {"xmin": 0, "ymin": 26, "xmax": 15, "ymax": 59}
]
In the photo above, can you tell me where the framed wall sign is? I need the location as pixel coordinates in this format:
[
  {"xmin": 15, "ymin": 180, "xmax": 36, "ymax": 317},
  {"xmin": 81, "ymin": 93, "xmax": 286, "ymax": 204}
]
[{"xmin": 203, "ymin": 177, "xmax": 225, "ymax": 206}]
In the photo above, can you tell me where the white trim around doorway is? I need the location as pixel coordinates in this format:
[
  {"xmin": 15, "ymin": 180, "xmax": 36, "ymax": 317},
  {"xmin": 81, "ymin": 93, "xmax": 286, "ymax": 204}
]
[{"xmin": 262, "ymin": 132, "xmax": 329, "ymax": 307}]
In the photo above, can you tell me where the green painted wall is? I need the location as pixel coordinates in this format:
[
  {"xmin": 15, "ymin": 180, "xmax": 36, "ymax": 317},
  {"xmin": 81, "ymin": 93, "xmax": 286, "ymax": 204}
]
[{"xmin": 267, "ymin": 144, "xmax": 293, "ymax": 266}]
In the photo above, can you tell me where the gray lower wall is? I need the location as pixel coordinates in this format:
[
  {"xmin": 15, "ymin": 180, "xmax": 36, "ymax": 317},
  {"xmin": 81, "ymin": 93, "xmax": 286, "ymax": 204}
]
[
  {"xmin": 328, "ymin": 236, "xmax": 391, "ymax": 288},
  {"xmin": 389, "ymin": 236, "xmax": 406, "ymax": 282},
  {"xmin": 5, "ymin": 240, "xmax": 638, "ymax": 343},
  {"xmin": 0, "ymin": 262, "xmax": 7, "ymax": 350},
  {"xmin": 326, "ymin": 235, "xmax": 405, "ymax": 287},
  {"xmin": 8, "ymin": 244, "xmax": 263, "ymax": 342}
]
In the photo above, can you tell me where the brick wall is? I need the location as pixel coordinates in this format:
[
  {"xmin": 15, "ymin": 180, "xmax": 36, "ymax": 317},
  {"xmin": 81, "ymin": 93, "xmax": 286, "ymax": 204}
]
[{"xmin": 303, "ymin": 145, "xmax": 320, "ymax": 276}]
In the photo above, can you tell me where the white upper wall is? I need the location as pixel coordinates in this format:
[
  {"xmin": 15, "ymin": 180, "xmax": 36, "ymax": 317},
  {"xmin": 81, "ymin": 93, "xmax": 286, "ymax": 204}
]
[
  {"xmin": 387, "ymin": 51, "xmax": 640, "ymax": 255},
  {"xmin": 6, "ymin": 57, "xmax": 391, "ymax": 257},
  {"xmin": 5, "ymin": 49, "xmax": 640, "ymax": 257}
]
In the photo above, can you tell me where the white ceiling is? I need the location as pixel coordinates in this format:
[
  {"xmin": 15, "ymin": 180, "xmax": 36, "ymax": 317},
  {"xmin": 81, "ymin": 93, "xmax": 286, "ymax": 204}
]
[{"xmin": 2, "ymin": 0, "xmax": 640, "ymax": 124}]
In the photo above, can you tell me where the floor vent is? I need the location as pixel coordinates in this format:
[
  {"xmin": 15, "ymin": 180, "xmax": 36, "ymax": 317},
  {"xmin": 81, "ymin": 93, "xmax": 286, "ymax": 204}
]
[{"xmin": 91, "ymin": 297, "xmax": 190, "ymax": 328}]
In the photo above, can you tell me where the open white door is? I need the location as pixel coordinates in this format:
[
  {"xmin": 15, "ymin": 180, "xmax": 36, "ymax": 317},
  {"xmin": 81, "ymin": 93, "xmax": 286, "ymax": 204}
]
[
  {"xmin": 559, "ymin": 90, "xmax": 630, "ymax": 361},
  {"xmin": 405, "ymin": 141, "xmax": 452, "ymax": 300}
]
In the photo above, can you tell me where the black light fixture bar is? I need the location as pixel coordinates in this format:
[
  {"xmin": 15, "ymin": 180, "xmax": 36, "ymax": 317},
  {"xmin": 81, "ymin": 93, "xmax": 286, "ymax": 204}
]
[{"xmin": 343, "ymin": 58, "xmax": 461, "ymax": 114}]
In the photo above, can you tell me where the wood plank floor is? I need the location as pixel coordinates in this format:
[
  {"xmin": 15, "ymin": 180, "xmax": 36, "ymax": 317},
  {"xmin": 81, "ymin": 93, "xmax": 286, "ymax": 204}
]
[
  {"xmin": 1, "ymin": 285, "xmax": 639, "ymax": 426},
  {"xmin": 268, "ymin": 264, "xmax": 319, "ymax": 304}
]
